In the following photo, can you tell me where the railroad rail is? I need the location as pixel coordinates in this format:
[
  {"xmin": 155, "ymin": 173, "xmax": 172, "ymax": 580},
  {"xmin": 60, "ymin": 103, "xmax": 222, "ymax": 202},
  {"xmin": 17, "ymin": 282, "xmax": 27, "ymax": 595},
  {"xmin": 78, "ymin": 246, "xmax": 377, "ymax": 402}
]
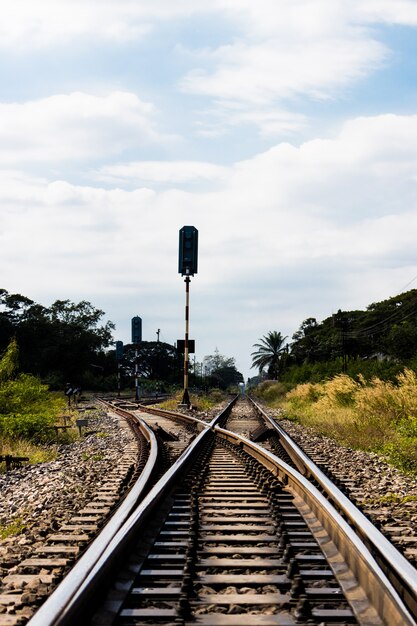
[
  {"xmin": 0, "ymin": 397, "xmax": 214, "ymax": 626},
  {"xmin": 247, "ymin": 397, "xmax": 417, "ymax": 619},
  {"xmin": 25, "ymin": 395, "xmax": 416, "ymax": 626}
]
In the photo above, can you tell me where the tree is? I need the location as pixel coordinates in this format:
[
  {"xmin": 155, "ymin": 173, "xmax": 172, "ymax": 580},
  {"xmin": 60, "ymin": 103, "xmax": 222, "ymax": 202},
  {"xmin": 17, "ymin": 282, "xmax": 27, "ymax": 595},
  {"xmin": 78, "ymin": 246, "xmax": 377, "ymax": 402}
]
[
  {"xmin": 203, "ymin": 349, "xmax": 235, "ymax": 376},
  {"xmin": 0, "ymin": 290, "xmax": 115, "ymax": 388},
  {"xmin": 0, "ymin": 338, "xmax": 65, "ymax": 441},
  {"xmin": 202, "ymin": 349, "xmax": 243, "ymax": 390},
  {"xmin": 122, "ymin": 341, "xmax": 182, "ymax": 385},
  {"xmin": 251, "ymin": 331, "xmax": 288, "ymax": 379},
  {"xmin": 209, "ymin": 365, "xmax": 244, "ymax": 390},
  {"xmin": 0, "ymin": 337, "xmax": 19, "ymax": 382}
]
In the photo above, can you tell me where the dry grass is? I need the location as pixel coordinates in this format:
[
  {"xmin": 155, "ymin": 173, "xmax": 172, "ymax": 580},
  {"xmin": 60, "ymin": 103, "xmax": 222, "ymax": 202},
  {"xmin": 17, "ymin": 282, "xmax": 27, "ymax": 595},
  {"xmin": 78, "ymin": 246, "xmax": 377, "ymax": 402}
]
[
  {"xmin": 279, "ymin": 369, "xmax": 417, "ymax": 473},
  {"xmin": 0, "ymin": 436, "xmax": 58, "ymax": 471},
  {"xmin": 157, "ymin": 389, "xmax": 226, "ymax": 412}
]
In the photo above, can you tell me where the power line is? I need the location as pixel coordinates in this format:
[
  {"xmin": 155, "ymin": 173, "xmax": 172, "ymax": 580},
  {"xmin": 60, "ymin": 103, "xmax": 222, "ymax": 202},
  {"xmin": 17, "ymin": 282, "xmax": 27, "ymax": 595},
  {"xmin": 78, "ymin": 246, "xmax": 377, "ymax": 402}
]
[{"xmin": 346, "ymin": 303, "xmax": 417, "ymax": 338}]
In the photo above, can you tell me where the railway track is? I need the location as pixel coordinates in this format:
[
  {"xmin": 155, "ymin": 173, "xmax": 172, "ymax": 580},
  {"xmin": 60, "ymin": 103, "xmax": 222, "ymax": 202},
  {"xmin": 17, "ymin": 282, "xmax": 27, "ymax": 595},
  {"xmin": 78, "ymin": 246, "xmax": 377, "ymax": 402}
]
[
  {"xmin": 0, "ymin": 398, "xmax": 209, "ymax": 626},
  {"xmin": 24, "ymin": 395, "xmax": 416, "ymax": 626}
]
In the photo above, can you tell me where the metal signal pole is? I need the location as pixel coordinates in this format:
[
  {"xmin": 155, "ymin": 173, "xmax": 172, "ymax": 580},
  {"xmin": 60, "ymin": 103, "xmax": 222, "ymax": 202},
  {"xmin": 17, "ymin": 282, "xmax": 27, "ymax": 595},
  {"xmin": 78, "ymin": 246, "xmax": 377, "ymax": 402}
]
[
  {"xmin": 182, "ymin": 274, "xmax": 191, "ymax": 406},
  {"xmin": 178, "ymin": 225, "xmax": 198, "ymax": 408},
  {"xmin": 135, "ymin": 346, "xmax": 139, "ymax": 402}
]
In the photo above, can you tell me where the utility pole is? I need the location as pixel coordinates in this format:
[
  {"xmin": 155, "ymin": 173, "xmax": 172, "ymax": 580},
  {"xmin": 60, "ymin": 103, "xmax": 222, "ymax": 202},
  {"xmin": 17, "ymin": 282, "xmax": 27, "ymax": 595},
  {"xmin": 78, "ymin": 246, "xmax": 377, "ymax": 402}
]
[
  {"xmin": 115, "ymin": 341, "xmax": 123, "ymax": 398},
  {"xmin": 132, "ymin": 316, "xmax": 142, "ymax": 402},
  {"xmin": 334, "ymin": 310, "xmax": 348, "ymax": 373},
  {"xmin": 156, "ymin": 328, "xmax": 160, "ymax": 342}
]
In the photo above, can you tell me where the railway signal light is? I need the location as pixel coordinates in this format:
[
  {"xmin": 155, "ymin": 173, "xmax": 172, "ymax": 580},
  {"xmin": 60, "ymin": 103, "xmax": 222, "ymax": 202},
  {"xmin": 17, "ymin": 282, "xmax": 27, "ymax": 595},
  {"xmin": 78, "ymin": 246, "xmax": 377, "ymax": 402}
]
[
  {"xmin": 115, "ymin": 341, "xmax": 124, "ymax": 361},
  {"xmin": 178, "ymin": 225, "xmax": 198, "ymax": 408},
  {"xmin": 131, "ymin": 316, "xmax": 142, "ymax": 344},
  {"xmin": 179, "ymin": 226, "xmax": 198, "ymax": 276}
]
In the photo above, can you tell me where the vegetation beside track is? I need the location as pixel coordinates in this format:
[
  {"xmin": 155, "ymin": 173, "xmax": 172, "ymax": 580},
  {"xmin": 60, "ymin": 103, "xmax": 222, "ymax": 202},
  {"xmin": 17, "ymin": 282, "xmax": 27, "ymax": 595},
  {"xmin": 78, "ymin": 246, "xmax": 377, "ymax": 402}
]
[
  {"xmin": 156, "ymin": 388, "xmax": 227, "ymax": 412},
  {"xmin": 254, "ymin": 371, "xmax": 417, "ymax": 475},
  {"xmin": 0, "ymin": 339, "xmax": 72, "ymax": 469}
]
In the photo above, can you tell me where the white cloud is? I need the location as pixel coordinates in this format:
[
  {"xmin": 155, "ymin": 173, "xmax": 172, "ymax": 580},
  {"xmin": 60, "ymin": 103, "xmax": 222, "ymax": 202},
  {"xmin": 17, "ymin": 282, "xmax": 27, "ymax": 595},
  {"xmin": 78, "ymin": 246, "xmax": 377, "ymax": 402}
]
[
  {"xmin": 182, "ymin": 37, "xmax": 386, "ymax": 105},
  {"xmin": 356, "ymin": 0, "xmax": 417, "ymax": 25},
  {"xmin": 3, "ymin": 112, "xmax": 417, "ymax": 285},
  {"xmin": 2, "ymin": 0, "xmax": 417, "ymax": 51},
  {"xmin": 194, "ymin": 106, "xmax": 307, "ymax": 138},
  {"xmin": 0, "ymin": 1, "xmax": 201, "ymax": 48},
  {"xmin": 3, "ymin": 112, "xmax": 417, "ymax": 374},
  {"xmin": 0, "ymin": 92, "xmax": 171, "ymax": 164},
  {"xmin": 1, "ymin": 1, "xmax": 415, "ymax": 139},
  {"xmin": 93, "ymin": 161, "xmax": 229, "ymax": 185}
]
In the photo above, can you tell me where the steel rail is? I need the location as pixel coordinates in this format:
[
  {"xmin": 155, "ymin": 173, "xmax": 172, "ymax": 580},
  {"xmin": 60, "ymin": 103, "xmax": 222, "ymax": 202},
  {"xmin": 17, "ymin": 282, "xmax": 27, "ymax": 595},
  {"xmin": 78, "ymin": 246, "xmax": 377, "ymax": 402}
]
[
  {"xmin": 26, "ymin": 395, "xmax": 238, "ymax": 626},
  {"xmin": 27, "ymin": 404, "xmax": 158, "ymax": 626},
  {"xmin": 105, "ymin": 396, "xmax": 210, "ymax": 429},
  {"xmin": 248, "ymin": 396, "xmax": 417, "ymax": 618},
  {"xmin": 214, "ymin": 424, "xmax": 417, "ymax": 626},
  {"xmin": 135, "ymin": 401, "xmax": 209, "ymax": 429}
]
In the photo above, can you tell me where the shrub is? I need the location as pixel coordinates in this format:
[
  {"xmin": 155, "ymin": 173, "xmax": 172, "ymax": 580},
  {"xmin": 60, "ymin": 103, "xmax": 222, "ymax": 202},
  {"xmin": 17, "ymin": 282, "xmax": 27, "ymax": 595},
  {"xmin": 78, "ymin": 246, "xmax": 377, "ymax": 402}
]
[
  {"xmin": 262, "ymin": 369, "xmax": 417, "ymax": 474},
  {"xmin": 0, "ymin": 436, "xmax": 57, "ymax": 469},
  {"xmin": 0, "ymin": 374, "xmax": 66, "ymax": 441},
  {"xmin": 318, "ymin": 374, "xmax": 359, "ymax": 408},
  {"xmin": 253, "ymin": 380, "xmax": 290, "ymax": 405},
  {"xmin": 286, "ymin": 382, "xmax": 323, "ymax": 407}
]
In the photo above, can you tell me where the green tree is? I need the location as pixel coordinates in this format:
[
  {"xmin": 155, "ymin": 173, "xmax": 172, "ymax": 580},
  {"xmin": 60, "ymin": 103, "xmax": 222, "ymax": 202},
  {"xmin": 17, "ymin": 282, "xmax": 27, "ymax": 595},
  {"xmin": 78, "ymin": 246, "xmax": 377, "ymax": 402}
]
[
  {"xmin": 251, "ymin": 331, "xmax": 288, "ymax": 380},
  {"xmin": 0, "ymin": 290, "xmax": 115, "ymax": 388},
  {"xmin": 203, "ymin": 349, "xmax": 243, "ymax": 390},
  {"xmin": 209, "ymin": 365, "xmax": 244, "ymax": 390},
  {"xmin": 0, "ymin": 339, "xmax": 65, "ymax": 440},
  {"xmin": 203, "ymin": 349, "xmax": 235, "ymax": 375},
  {"xmin": 122, "ymin": 341, "xmax": 182, "ymax": 385},
  {"xmin": 0, "ymin": 337, "xmax": 19, "ymax": 382}
]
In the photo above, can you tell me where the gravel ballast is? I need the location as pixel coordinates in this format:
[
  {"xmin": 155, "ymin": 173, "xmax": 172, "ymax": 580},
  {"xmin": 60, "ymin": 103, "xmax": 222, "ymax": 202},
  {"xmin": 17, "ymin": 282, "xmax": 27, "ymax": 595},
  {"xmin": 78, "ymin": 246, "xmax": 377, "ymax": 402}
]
[{"xmin": 0, "ymin": 405, "xmax": 136, "ymax": 580}]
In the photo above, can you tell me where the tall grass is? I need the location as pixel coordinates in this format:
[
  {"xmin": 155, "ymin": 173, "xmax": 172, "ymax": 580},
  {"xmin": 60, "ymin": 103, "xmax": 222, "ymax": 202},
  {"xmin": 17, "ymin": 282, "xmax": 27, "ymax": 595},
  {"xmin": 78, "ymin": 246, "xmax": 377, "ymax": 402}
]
[
  {"xmin": 157, "ymin": 389, "xmax": 227, "ymax": 412},
  {"xmin": 0, "ymin": 436, "xmax": 58, "ymax": 472},
  {"xmin": 257, "ymin": 370, "xmax": 417, "ymax": 474},
  {"xmin": 252, "ymin": 380, "xmax": 292, "ymax": 406}
]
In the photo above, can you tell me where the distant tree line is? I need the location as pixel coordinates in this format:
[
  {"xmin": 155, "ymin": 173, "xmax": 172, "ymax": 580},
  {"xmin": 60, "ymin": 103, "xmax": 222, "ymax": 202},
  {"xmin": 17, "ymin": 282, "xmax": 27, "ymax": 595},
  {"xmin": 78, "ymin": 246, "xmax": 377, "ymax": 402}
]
[
  {"xmin": 252, "ymin": 290, "xmax": 417, "ymax": 384},
  {"xmin": 0, "ymin": 289, "xmax": 244, "ymax": 393},
  {"xmin": 118, "ymin": 346, "xmax": 244, "ymax": 392},
  {"xmin": 0, "ymin": 289, "xmax": 115, "ymax": 389}
]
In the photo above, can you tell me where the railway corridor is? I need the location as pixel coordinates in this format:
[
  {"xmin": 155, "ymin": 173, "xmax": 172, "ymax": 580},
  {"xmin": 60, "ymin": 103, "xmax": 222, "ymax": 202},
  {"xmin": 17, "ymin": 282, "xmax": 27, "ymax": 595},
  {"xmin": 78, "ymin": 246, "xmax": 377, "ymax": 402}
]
[
  {"xmin": 110, "ymin": 442, "xmax": 379, "ymax": 626},
  {"xmin": 17, "ymin": 395, "xmax": 417, "ymax": 626}
]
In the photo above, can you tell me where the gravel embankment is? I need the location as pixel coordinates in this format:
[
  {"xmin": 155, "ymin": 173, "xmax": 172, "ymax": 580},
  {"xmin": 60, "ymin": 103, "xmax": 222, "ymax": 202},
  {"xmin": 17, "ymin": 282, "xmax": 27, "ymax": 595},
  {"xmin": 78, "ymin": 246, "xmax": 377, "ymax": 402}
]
[{"xmin": 0, "ymin": 405, "xmax": 136, "ymax": 579}]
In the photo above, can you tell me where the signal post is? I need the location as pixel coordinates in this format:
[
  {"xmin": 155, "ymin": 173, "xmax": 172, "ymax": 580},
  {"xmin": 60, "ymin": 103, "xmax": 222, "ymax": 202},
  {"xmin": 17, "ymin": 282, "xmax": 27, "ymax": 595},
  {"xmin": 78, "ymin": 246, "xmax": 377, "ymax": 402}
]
[{"xmin": 178, "ymin": 226, "xmax": 198, "ymax": 408}]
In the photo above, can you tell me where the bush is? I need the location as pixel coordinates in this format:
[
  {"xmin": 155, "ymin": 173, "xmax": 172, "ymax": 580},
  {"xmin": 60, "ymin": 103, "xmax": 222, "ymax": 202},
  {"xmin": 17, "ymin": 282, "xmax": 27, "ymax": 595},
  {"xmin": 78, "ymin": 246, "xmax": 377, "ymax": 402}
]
[
  {"xmin": 0, "ymin": 374, "xmax": 66, "ymax": 441},
  {"xmin": 317, "ymin": 374, "xmax": 359, "ymax": 408},
  {"xmin": 286, "ymin": 382, "xmax": 323, "ymax": 408},
  {"xmin": 281, "ymin": 358, "xmax": 403, "ymax": 385},
  {"xmin": 253, "ymin": 380, "xmax": 290, "ymax": 405},
  {"xmin": 262, "ymin": 368, "xmax": 417, "ymax": 474}
]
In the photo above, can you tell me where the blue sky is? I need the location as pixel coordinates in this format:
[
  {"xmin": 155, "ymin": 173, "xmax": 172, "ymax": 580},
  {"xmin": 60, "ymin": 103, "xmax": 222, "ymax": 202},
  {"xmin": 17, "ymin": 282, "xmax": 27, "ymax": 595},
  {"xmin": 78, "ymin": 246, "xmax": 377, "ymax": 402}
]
[{"xmin": 2, "ymin": 1, "xmax": 417, "ymax": 379}]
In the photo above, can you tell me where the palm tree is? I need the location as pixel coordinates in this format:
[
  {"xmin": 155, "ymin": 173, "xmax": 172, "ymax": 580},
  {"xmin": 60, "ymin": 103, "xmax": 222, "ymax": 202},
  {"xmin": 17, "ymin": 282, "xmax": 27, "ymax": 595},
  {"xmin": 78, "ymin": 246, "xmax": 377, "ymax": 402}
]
[{"xmin": 251, "ymin": 331, "xmax": 288, "ymax": 379}]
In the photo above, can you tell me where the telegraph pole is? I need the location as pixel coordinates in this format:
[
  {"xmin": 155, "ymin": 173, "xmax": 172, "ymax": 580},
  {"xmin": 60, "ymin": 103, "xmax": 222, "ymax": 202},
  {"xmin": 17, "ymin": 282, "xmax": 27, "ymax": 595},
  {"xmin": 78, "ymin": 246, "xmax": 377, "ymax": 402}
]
[
  {"xmin": 178, "ymin": 226, "xmax": 198, "ymax": 408},
  {"xmin": 131, "ymin": 316, "xmax": 142, "ymax": 402},
  {"xmin": 115, "ymin": 341, "xmax": 123, "ymax": 398}
]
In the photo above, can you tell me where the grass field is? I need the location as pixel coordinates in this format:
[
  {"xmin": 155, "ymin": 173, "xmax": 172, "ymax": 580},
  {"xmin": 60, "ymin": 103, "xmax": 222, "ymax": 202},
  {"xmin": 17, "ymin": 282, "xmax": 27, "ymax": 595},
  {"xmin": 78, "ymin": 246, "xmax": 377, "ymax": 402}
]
[{"xmin": 254, "ymin": 371, "xmax": 417, "ymax": 475}]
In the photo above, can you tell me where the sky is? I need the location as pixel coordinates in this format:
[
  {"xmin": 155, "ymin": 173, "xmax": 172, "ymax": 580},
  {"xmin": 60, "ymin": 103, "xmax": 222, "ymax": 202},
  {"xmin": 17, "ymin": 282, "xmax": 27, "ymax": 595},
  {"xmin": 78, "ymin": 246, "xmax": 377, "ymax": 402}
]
[{"xmin": 2, "ymin": 1, "xmax": 417, "ymax": 380}]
